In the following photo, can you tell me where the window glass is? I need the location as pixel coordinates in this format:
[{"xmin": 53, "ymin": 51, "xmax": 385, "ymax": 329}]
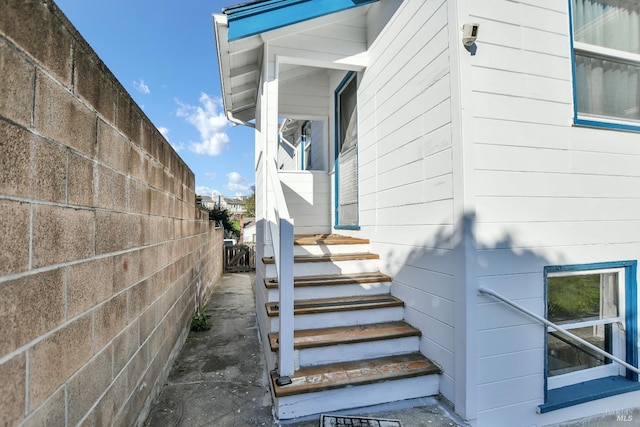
[
  {"xmin": 548, "ymin": 325, "xmax": 613, "ymax": 377},
  {"xmin": 573, "ymin": 0, "xmax": 640, "ymax": 54},
  {"xmin": 546, "ymin": 270, "xmax": 622, "ymax": 382},
  {"xmin": 548, "ymin": 273, "xmax": 618, "ymax": 324},
  {"xmin": 575, "ymin": 55, "xmax": 640, "ymax": 122}
]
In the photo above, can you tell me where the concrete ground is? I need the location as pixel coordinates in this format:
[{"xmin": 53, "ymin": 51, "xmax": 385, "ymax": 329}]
[{"xmin": 144, "ymin": 272, "xmax": 465, "ymax": 427}]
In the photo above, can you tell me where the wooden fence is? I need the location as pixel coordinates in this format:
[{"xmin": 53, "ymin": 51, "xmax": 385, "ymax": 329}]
[{"xmin": 224, "ymin": 244, "xmax": 255, "ymax": 272}]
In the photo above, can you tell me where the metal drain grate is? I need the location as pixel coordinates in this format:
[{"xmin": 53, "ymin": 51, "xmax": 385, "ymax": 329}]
[{"xmin": 320, "ymin": 414, "xmax": 402, "ymax": 427}]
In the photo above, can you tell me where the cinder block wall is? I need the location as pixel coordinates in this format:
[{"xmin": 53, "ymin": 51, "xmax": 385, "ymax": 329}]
[{"xmin": 0, "ymin": 1, "xmax": 223, "ymax": 425}]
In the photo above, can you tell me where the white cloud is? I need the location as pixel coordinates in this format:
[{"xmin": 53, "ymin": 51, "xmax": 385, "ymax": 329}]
[
  {"xmin": 158, "ymin": 126, "xmax": 169, "ymax": 138},
  {"xmin": 158, "ymin": 127, "xmax": 184, "ymax": 152},
  {"xmin": 205, "ymin": 172, "xmax": 217, "ymax": 180},
  {"xmin": 195, "ymin": 186, "xmax": 219, "ymax": 197},
  {"xmin": 225, "ymin": 171, "xmax": 252, "ymax": 193},
  {"xmin": 170, "ymin": 142, "xmax": 185, "ymax": 153},
  {"xmin": 134, "ymin": 78, "xmax": 151, "ymax": 94},
  {"xmin": 177, "ymin": 93, "xmax": 229, "ymax": 156}
]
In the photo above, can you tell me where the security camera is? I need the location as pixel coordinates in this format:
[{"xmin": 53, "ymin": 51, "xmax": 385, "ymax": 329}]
[{"xmin": 462, "ymin": 23, "xmax": 479, "ymax": 46}]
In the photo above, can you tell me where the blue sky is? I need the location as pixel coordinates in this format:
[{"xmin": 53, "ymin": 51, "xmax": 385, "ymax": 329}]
[{"xmin": 55, "ymin": 0, "xmax": 255, "ymax": 199}]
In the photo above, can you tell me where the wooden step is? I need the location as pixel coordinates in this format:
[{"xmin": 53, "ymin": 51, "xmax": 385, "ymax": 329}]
[
  {"xmin": 270, "ymin": 353, "xmax": 440, "ymax": 397},
  {"xmin": 266, "ymin": 294, "xmax": 403, "ymax": 317},
  {"xmin": 264, "ymin": 271, "xmax": 392, "ymax": 289},
  {"xmin": 262, "ymin": 252, "xmax": 378, "ymax": 265},
  {"xmin": 294, "ymin": 234, "xmax": 369, "ymax": 245},
  {"xmin": 268, "ymin": 321, "xmax": 420, "ymax": 352}
]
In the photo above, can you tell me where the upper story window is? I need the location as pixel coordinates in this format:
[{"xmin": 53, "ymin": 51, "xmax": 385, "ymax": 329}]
[{"xmin": 571, "ymin": 0, "xmax": 640, "ymax": 130}]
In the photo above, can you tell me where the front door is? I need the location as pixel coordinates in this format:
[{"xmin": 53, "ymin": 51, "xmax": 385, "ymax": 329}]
[{"xmin": 335, "ymin": 72, "xmax": 359, "ymax": 228}]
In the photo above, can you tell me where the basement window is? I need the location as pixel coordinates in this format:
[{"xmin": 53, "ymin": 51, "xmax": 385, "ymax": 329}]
[{"xmin": 539, "ymin": 261, "xmax": 640, "ymax": 413}]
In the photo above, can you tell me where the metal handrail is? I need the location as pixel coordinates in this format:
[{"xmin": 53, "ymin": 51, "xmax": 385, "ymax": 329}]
[
  {"xmin": 266, "ymin": 158, "xmax": 295, "ymax": 382},
  {"xmin": 478, "ymin": 286, "xmax": 640, "ymax": 375}
]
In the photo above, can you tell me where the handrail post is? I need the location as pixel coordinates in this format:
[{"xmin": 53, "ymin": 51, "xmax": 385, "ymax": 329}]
[
  {"xmin": 266, "ymin": 158, "xmax": 295, "ymax": 384},
  {"xmin": 277, "ymin": 218, "xmax": 294, "ymax": 380}
]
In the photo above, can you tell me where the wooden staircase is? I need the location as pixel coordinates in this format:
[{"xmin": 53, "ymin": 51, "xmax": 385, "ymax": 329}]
[{"xmin": 262, "ymin": 234, "xmax": 441, "ymax": 420}]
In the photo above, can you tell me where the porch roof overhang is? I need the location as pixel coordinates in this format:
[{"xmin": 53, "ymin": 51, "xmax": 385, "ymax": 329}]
[{"xmin": 213, "ymin": 0, "xmax": 378, "ymax": 124}]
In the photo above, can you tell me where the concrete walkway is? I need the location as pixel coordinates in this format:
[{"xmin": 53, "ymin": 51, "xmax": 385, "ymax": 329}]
[{"xmin": 144, "ymin": 273, "xmax": 465, "ymax": 427}]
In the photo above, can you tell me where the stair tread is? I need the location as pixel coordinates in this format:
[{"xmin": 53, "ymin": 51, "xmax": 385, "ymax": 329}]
[
  {"xmin": 271, "ymin": 353, "xmax": 440, "ymax": 397},
  {"xmin": 266, "ymin": 294, "xmax": 403, "ymax": 317},
  {"xmin": 268, "ymin": 321, "xmax": 420, "ymax": 351},
  {"xmin": 262, "ymin": 252, "xmax": 379, "ymax": 265},
  {"xmin": 264, "ymin": 271, "xmax": 392, "ymax": 289},
  {"xmin": 294, "ymin": 234, "xmax": 370, "ymax": 245}
]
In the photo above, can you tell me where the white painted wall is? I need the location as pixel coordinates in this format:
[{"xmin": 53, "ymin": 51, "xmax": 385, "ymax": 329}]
[
  {"xmin": 355, "ymin": 0, "xmax": 457, "ymax": 404},
  {"xmin": 279, "ymin": 69, "xmax": 330, "ymax": 118},
  {"xmin": 464, "ymin": 0, "xmax": 640, "ymax": 425},
  {"xmin": 280, "ymin": 171, "xmax": 331, "ymax": 235}
]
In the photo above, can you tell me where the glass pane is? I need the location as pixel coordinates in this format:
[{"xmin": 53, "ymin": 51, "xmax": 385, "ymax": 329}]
[
  {"xmin": 575, "ymin": 54, "xmax": 640, "ymax": 122},
  {"xmin": 547, "ymin": 325, "xmax": 612, "ymax": 377},
  {"xmin": 548, "ymin": 273, "xmax": 619, "ymax": 324},
  {"xmin": 573, "ymin": 0, "xmax": 640, "ymax": 54},
  {"xmin": 339, "ymin": 76, "xmax": 358, "ymax": 153}
]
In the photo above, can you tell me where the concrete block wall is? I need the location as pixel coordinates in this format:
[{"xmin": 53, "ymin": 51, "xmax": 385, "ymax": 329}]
[{"xmin": 0, "ymin": 0, "xmax": 223, "ymax": 425}]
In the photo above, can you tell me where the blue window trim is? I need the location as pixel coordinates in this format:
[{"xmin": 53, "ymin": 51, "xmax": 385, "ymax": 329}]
[
  {"xmin": 334, "ymin": 71, "xmax": 360, "ymax": 231},
  {"xmin": 540, "ymin": 260, "xmax": 639, "ymax": 413},
  {"xmin": 300, "ymin": 136, "xmax": 305, "ymax": 171},
  {"xmin": 301, "ymin": 120, "xmax": 310, "ymax": 170},
  {"xmin": 539, "ymin": 376, "xmax": 640, "ymax": 413},
  {"xmin": 567, "ymin": 0, "xmax": 640, "ymax": 133},
  {"xmin": 225, "ymin": 0, "xmax": 379, "ymax": 41}
]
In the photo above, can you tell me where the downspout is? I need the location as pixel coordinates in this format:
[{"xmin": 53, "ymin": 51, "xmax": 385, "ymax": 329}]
[{"xmin": 227, "ymin": 111, "xmax": 255, "ymax": 128}]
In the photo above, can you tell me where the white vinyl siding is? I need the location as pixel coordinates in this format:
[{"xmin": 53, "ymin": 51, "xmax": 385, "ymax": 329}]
[
  {"xmin": 279, "ymin": 171, "xmax": 331, "ymax": 235},
  {"xmin": 356, "ymin": 0, "xmax": 455, "ymax": 402},
  {"xmin": 279, "ymin": 68, "xmax": 330, "ymax": 118},
  {"xmin": 469, "ymin": 1, "xmax": 640, "ymax": 425}
]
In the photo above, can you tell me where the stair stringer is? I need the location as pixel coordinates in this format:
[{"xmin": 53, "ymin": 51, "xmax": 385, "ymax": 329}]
[{"xmin": 255, "ymin": 247, "xmax": 278, "ymax": 374}]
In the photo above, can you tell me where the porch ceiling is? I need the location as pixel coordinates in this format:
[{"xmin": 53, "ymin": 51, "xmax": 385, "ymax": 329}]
[{"xmin": 213, "ymin": 0, "xmax": 377, "ymax": 124}]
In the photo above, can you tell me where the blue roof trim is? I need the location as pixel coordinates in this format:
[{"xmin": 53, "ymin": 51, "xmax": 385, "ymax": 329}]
[{"xmin": 225, "ymin": 0, "xmax": 379, "ymax": 41}]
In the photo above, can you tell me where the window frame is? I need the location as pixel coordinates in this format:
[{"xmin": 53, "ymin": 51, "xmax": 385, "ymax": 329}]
[
  {"xmin": 569, "ymin": 0, "xmax": 640, "ymax": 132},
  {"xmin": 539, "ymin": 260, "xmax": 639, "ymax": 413}
]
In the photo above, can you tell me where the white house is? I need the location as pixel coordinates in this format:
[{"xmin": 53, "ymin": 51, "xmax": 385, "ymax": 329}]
[{"xmin": 214, "ymin": 0, "xmax": 640, "ymax": 425}]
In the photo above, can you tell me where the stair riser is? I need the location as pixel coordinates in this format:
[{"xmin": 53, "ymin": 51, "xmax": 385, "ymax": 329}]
[
  {"xmin": 293, "ymin": 336, "xmax": 420, "ymax": 367},
  {"xmin": 265, "ymin": 259, "xmax": 380, "ymax": 277},
  {"xmin": 293, "ymin": 244, "xmax": 370, "ymax": 256},
  {"xmin": 268, "ymin": 306, "xmax": 404, "ymax": 332},
  {"xmin": 263, "ymin": 244, "xmax": 370, "ymax": 258},
  {"xmin": 266, "ymin": 282, "xmax": 391, "ymax": 302},
  {"xmin": 273, "ymin": 374, "xmax": 440, "ymax": 420}
]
